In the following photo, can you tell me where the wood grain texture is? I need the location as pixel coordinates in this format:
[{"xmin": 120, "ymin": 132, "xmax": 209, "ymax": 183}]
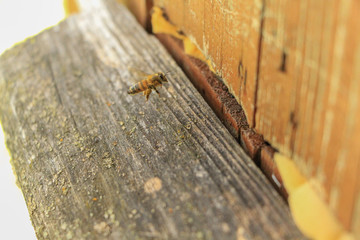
[
  {"xmin": 257, "ymin": 0, "xmax": 360, "ymax": 233},
  {"xmin": 0, "ymin": 2, "xmax": 304, "ymax": 239},
  {"xmin": 152, "ymin": 0, "xmax": 262, "ymax": 126}
]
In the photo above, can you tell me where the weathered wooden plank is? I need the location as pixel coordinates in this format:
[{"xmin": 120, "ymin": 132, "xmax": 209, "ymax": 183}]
[
  {"xmin": 257, "ymin": 0, "xmax": 360, "ymax": 234},
  {"xmin": 0, "ymin": 2, "xmax": 304, "ymax": 239}
]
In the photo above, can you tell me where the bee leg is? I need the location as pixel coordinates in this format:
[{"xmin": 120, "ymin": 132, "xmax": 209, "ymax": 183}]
[
  {"xmin": 144, "ymin": 89, "xmax": 152, "ymax": 101},
  {"xmin": 151, "ymin": 86, "xmax": 160, "ymax": 95}
]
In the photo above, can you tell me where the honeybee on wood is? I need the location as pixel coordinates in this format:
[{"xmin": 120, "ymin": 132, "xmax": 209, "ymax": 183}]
[{"xmin": 127, "ymin": 72, "xmax": 169, "ymax": 101}]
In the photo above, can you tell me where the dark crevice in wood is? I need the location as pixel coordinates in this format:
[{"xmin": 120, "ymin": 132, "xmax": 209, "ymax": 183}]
[
  {"xmin": 145, "ymin": 0, "xmax": 154, "ymax": 32},
  {"xmin": 253, "ymin": 0, "xmax": 266, "ymax": 129},
  {"xmin": 46, "ymin": 58, "xmax": 64, "ymax": 106},
  {"xmin": 280, "ymin": 50, "xmax": 287, "ymax": 72}
]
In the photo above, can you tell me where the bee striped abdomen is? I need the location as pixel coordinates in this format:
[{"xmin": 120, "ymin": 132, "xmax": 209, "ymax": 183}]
[{"xmin": 128, "ymin": 79, "xmax": 148, "ymax": 94}]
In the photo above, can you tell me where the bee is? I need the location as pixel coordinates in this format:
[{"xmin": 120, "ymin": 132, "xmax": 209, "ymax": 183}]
[{"xmin": 127, "ymin": 72, "xmax": 169, "ymax": 101}]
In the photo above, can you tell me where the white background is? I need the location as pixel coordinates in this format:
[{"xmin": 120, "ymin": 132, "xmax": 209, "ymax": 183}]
[{"xmin": 0, "ymin": 0, "xmax": 65, "ymax": 239}]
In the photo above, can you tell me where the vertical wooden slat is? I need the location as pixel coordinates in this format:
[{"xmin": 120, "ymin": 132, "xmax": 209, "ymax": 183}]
[
  {"xmin": 324, "ymin": 1, "xmax": 360, "ymax": 232},
  {"xmin": 153, "ymin": 0, "xmax": 262, "ymax": 126},
  {"xmin": 220, "ymin": 0, "xmax": 263, "ymax": 126},
  {"xmin": 257, "ymin": 0, "xmax": 360, "ymax": 233},
  {"xmin": 183, "ymin": 0, "xmax": 204, "ymax": 51},
  {"xmin": 203, "ymin": 0, "xmax": 224, "ymax": 71}
]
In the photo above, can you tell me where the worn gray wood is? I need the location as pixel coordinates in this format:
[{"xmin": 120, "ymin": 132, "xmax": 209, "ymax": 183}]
[{"xmin": 0, "ymin": 2, "xmax": 305, "ymax": 240}]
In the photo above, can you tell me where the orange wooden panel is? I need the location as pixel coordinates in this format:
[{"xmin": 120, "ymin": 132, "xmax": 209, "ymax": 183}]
[
  {"xmin": 257, "ymin": 0, "xmax": 360, "ymax": 234},
  {"xmin": 121, "ymin": 0, "xmax": 148, "ymax": 27},
  {"xmin": 153, "ymin": 0, "xmax": 184, "ymax": 29},
  {"xmin": 153, "ymin": 0, "xmax": 262, "ymax": 125},
  {"xmin": 183, "ymin": 0, "xmax": 204, "ymax": 51},
  {"xmin": 220, "ymin": 1, "xmax": 263, "ymax": 127}
]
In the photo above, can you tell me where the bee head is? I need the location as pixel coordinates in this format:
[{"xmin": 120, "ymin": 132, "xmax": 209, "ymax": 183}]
[{"xmin": 158, "ymin": 72, "xmax": 168, "ymax": 83}]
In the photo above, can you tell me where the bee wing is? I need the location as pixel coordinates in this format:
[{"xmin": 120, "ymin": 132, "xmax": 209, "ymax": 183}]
[
  {"xmin": 164, "ymin": 71, "xmax": 173, "ymax": 77},
  {"xmin": 128, "ymin": 67, "xmax": 151, "ymax": 82}
]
